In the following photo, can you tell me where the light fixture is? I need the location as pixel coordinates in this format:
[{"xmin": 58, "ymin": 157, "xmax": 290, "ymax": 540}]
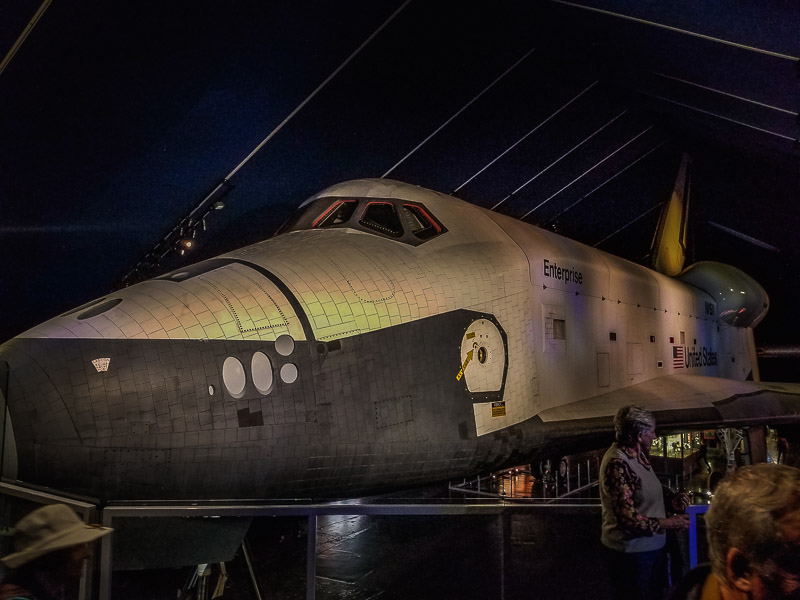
[
  {"xmin": 176, "ymin": 238, "xmax": 195, "ymax": 255},
  {"xmin": 117, "ymin": 178, "xmax": 233, "ymax": 288}
]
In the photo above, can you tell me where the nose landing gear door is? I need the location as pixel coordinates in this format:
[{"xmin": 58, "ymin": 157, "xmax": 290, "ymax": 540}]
[{"xmin": 457, "ymin": 318, "xmax": 506, "ymax": 397}]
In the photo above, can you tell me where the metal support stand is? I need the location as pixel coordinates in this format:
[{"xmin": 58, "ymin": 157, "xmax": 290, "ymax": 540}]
[
  {"xmin": 716, "ymin": 427, "xmax": 743, "ymax": 474},
  {"xmin": 242, "ymin": 538, "xmax": 263, "ymax": 600},
  {"xmin": 306, "ymin": 513, "xmax": 317, "ymax": 600},
  {"xmin": 746, "ymin": 426, "xmax": 767, "ymax": 464},
  {"xmin": 195, "ymin": 564, "xmax": 210, "ymax": 600},
  {"xmin": 497, "ymin": 511, "xmax": 511, "ymax": 600}
]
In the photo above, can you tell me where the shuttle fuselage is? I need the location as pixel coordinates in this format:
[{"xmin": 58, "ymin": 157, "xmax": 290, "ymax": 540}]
[{"xmin": 0, "ymin": 179, "xmax": 775, "ymax": 500}]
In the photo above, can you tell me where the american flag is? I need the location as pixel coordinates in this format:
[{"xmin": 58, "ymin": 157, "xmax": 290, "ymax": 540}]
[{"xmin": 672, "ymin": 346, "xmax": 684, "ymax": 369}]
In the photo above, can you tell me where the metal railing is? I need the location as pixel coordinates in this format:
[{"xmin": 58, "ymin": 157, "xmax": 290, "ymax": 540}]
[
  {"xmin": 450, "ymin": 456, "xmax": 602, "ymax": 500},
  {"xmin": 0, "ymin": 480, "xmax": 710, "ymax": 600}
]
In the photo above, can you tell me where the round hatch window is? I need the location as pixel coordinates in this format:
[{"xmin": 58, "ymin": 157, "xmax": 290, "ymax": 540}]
[
  {"xmin": 251, "ymin": 352, "xmax": 273, "ymax": 394},
  {"xmin": 280, "ymin": 363, "xmax": 298, "ymax": 384},
  {"xmin": 222, "ymin": 356, "xmax": 246, "ymax": 397},
  {"xmin": 275, "ymin": 335, "xmax": 295, "ymax": 356}
]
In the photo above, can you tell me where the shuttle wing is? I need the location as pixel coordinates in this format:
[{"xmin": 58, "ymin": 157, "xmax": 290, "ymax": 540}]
[{"xmin": 537, "ymin": 375, "xmax": 800, "ymax": 437}]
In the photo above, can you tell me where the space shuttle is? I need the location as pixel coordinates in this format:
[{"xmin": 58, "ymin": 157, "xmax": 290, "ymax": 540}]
[{"xmin": 0, "ymin": 158, "xmax": 798, "ymax": 502}]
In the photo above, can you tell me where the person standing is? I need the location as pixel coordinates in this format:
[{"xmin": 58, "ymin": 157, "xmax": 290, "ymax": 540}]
[
  {"xmin": 0, "ymin": 503, "xmax": 112, "ymax": 600},
  {"xmin": 669, "ymin": 463, "xmax": 800, "ymax": 600},
  {"xmin": 777, "ymin": 437, "xmax": 789, "ymax": 464},
  {"xmin": 698, "ymin": 439, "xmax": 711, "ymax": 472},
  {"xmin": 600, "ymin": 405, "xmax": 690, "ymax": 600}
]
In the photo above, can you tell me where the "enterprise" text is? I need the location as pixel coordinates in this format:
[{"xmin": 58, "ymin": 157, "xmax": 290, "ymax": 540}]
[{"xmin": 543, "ymin": 259, "xmax": 583, "ymax": 285}]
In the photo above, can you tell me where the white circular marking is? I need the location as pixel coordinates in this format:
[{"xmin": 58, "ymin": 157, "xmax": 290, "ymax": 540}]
[
  {"xmin": 280, "ymin": 363, "xmax": 298, "ymax": 384},
  {"xmin": 222, "ymin": 356, "xmax": 246, "ymax": 397},
  {"xmin": 275, "ymin": 335, "xmax": 295, "ymax": 356},
  {"xmin": 208, "ymin": 385, "xmax": 215, "ymax": 396},
  {"xmin": 251, "ymin": 352, "xmax": 274, "ymax": 394}
]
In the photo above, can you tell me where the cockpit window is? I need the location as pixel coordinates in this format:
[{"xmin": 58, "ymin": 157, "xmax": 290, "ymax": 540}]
[
  {"xmin": 359, "ymin": 202, "xmax": 403, "ymax": 237},
  {"xmin": 280, "ymin": 195, "xmax": 446, "ymax": 245},
  {"xmin": 313, "ymin": 200, "xmax": 357, "ymax": 228},
  {"xmin": 402, "ymin": 204, "xmax": 442, "ymax": 240}
]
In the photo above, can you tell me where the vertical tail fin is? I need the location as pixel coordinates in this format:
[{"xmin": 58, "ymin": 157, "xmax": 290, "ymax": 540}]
[{"xmin": 650, "ymin": 154, "xmax": 691, "ymax": 276}]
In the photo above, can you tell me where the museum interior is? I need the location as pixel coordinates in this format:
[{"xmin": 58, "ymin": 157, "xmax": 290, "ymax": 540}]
[{"xmin": 0, "ymin": 1, "xmax": 798, "ymax": 599}]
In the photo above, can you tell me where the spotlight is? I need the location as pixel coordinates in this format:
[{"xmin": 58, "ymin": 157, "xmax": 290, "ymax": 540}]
[{"xmin": 176, "ymin": 238, "xmax": 195, "ymax": 256}]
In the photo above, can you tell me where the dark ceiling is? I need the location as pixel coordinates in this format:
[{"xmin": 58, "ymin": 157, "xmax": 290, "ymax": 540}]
[{"xmin": 1, "ymin": 1, "xmax": 798, "ymax": 349}]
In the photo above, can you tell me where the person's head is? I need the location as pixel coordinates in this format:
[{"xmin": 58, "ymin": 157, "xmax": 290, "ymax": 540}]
[
  {"xmin": 706, "ymin": 463, "xmax": 800, "ymax": 599},
  {"xmin": 1, "ymin": 503, "xmax": 112, "ymax": 580},
  {"xmin": 613, "ymin": 405, "xmax": 656, "ymax": 448}
]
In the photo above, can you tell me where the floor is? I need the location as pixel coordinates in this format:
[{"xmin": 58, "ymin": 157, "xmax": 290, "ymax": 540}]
[{"xmin": 112, "ymin": 495, "xmax": 610, "ymax": 600}]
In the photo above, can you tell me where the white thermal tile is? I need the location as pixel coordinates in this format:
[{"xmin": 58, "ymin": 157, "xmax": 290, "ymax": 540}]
[
  {"xmin": 160, "ymin": 315, "xmax": 181, "ymax": 331},
  {"xmin": 146, "ymin": 302, "xmax": 172, "ymax": 320},
  {"xmin": 195, "ymin": 311, "xmax": 216, "ymax": 327},
  {"xmin": 184, "ymin": 324, "xmax": 206, "ymax": 339},
  {"xmin": 178, "ymin": 313, "xmax": 200, "ymax": 328},
  {"xmin": 120, "ymin": 322, "xmax": 145, "ymax": 338},
  {"xmin": 354, "ymin": 314, "xmax": 369, "ymax": 331},
  {"xmin": 306, "ymin": 301, "xmax": 324, "ymax": 318},
  {"xmin": 220, "ymin": 321, "xmax": 241, "ymax": 338},
  {"xmin": 66, "ymin": 321, "xmax": 102, "ymax": 338},
  {"xmin": 212, "ymin": 310, "xmax": 233, "ymax": 325},
  {"xmin": 29, "ymin": 324, "xmax": 76, "ymax": 339}
]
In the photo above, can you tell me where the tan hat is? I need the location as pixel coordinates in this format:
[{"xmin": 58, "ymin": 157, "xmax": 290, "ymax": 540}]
[{"xmin": 1, "ymin": 503, "xmax": 112, "ymax": 569}]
